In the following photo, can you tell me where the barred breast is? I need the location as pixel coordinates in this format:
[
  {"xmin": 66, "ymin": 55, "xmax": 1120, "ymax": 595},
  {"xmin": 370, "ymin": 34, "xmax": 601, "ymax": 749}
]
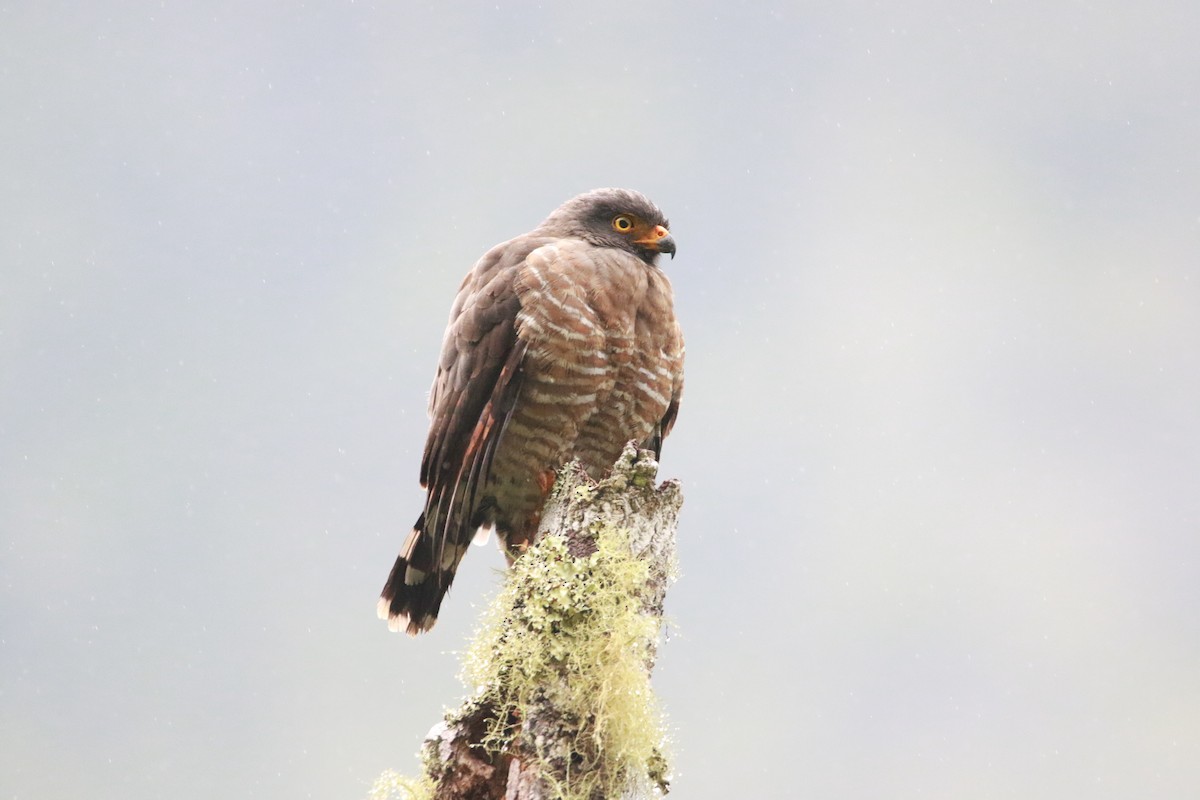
[{"xmin": 484, "ymin": 241, "xmax": 682, "ymax": 548}]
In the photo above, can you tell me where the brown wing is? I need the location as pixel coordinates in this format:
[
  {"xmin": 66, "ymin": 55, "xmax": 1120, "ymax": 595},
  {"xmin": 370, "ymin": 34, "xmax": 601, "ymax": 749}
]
[
  {"xmin": 381, "ymin": 237, "xmax": 554, "ymax": 634},
  {"xmin": 642, "ymin": 394, "xmax": 681, "ymax": 460},
  {"xmin": 417, "ymin": 237, "xmax": 551, "ymax": 556}
]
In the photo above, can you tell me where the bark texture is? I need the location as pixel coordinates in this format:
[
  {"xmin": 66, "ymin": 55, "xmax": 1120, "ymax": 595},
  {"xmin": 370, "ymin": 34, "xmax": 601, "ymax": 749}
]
[{"xmin": 419, "ymin": 444, "xmax": 682, "ymax": 800}]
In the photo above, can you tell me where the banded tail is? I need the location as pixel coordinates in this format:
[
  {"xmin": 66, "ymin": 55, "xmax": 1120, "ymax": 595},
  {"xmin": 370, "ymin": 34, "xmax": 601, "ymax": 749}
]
[{"xmin": 377, "ymin": 511, "xmax": 471, "ymax": 636}]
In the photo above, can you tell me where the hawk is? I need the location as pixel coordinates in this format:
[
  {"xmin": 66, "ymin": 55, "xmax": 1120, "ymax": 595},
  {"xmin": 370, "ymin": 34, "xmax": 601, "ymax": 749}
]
[{"xmin": 378, "ymin": 188, "xmax": 685, "ymax": 635}]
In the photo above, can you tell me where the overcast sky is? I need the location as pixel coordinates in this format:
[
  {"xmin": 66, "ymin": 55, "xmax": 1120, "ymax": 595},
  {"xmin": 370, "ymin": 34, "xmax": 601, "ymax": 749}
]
[{"xmin": 3, "ymin": 2, "xmax": 1198, "ymax": 798}]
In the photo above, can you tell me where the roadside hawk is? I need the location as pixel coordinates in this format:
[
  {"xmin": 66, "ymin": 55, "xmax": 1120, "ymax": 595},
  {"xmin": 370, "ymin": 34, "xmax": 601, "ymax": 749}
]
[{"xmin": 378, "ymin": 188, "xmax": 685, "ymax": 635}]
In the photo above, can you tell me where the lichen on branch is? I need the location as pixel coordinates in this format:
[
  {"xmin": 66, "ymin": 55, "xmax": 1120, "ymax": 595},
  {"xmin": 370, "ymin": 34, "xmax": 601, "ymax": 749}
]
[{"xmin": 386, "ymin": 444, "xmax": 682, "ymax": 800}]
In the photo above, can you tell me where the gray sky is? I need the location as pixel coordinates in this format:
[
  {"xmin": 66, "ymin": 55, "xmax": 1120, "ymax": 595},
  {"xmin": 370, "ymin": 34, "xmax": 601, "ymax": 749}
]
[{"xmin": 3, "ymin": 2, "xmax": 1198, "ymax": 798}]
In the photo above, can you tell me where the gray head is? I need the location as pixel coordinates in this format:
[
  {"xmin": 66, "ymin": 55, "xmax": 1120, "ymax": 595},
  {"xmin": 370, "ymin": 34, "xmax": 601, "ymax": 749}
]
[{"xmin": 538, "ymin": 188, "xmax": 676, "ymax": 264}]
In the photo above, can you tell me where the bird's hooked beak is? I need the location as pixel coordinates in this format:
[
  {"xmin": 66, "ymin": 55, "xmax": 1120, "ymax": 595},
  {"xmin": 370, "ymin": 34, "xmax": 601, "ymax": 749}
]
[{"xmin": 634, "ymin": 224, "xmax": 676, "ymax": 259}]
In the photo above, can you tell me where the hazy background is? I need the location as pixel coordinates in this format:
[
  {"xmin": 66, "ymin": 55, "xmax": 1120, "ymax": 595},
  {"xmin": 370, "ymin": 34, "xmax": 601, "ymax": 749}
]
[{"xmin": 3, "ymin": 2, "xmax": 1198, "ymax": 797}]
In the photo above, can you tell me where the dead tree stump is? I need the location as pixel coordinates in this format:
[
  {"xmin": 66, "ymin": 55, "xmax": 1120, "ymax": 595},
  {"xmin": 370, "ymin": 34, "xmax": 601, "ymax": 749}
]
[{"xmin": 414, "ymin": 443, "xmax": 682, "ymax": 800}]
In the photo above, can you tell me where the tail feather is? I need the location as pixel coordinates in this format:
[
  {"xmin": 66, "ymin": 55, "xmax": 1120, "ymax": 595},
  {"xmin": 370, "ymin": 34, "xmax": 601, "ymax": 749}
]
[
  {"xmin": 378, "ymin": 513, "xmax": 466, "ymax": 636},
  {"xmin": 385, "ymin": 338, "xmax": 525, "ymax": 635}
]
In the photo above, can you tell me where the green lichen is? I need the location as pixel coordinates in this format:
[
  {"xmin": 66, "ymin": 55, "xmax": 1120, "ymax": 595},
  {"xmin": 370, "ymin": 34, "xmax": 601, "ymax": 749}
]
[
  {"xmin": 463, "ymin": 522, "xmax": 670, "ymax": 800},
  {"xmin": 368, "ymin": 769, "xmax": 433, "ymax": 800}
]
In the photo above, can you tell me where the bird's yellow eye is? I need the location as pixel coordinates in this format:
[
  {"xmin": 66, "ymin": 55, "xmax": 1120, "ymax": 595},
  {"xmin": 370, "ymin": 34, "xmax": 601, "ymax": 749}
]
[{"xmin": 613, "ymin": 215, "xmax": 633, "ymax": 232}]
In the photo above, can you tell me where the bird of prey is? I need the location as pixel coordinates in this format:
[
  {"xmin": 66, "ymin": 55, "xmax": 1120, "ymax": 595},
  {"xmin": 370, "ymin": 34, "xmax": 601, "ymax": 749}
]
[{"xmin": 378, "ymin": 188, "xmax": 685, "ymax": 635}]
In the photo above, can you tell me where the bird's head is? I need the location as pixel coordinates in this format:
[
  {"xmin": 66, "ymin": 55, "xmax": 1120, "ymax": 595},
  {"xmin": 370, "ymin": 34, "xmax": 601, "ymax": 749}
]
[{"xmin": 541, "ymin": 188, "xmax": 675, "ymax": 265}]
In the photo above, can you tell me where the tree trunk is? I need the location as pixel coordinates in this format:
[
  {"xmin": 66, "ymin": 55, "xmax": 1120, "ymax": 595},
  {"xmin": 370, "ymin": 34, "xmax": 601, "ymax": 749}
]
[{"xmin": 417, "ymin": 444, "xmax": 682, "ymax": 800}]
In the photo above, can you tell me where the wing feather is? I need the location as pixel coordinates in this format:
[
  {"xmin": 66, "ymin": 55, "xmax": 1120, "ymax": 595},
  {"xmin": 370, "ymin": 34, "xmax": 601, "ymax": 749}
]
[{"xmin": 416, "ymin": 237, "xmax": 548, "ymax": 561}]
